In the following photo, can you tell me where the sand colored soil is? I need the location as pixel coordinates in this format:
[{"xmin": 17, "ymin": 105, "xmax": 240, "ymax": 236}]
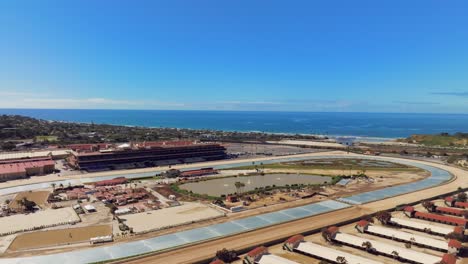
[
  {"xmin": 119, "ymin": 156, "xmax": 468, "ymax": 264},
  {"xmin": 8, "ymin": 225, "xmax": 112, "ymax": 251},
  {"xmin": 9, "ymin": 191, "xmax": 50, "ymax": 210},
  {"xmin": 120, "ymin": 202, "xmax": 223, "ymax": 233}
]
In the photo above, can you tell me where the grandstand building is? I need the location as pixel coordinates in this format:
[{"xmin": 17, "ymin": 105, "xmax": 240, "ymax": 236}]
[{"xmin": 67, "ymin": 141, "xmax": 227, "ymax": 172}]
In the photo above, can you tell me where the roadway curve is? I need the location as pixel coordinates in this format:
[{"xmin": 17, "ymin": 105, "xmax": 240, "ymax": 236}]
[{"xmin": 0, "ymin": 152, "xmax": 466, "ymax": 264}]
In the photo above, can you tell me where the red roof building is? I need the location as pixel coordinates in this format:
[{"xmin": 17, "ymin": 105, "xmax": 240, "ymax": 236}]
[
  {"xmin": 441, "ymin": 254, "xmax": 457, "ymax": 264},
  {"xmin": 445, "ymin": 197, "xmax": 456, "ymax": 207},
  {"xmin": 453, "ymin": 226, "xmax": 465, "ymax": 235},
  {"xmin": 283, "ymin": 234, "xmax": 304, "ymax": 251},
  {"xmin": 244, "ymin": 246, "xmax": 268, "ymax": 264},
  {"xmin": 454, "ymin": 201, "xmax": 468, "ymax": 209},
  {"xmin": 448, "ymin": 239, "xmax": 462, "ymax": 249},
  {"xmin": 180, "ymin": 168, "xmax": 217, "ymax": 177},
  {"xmin": 226, "ymin": 195, "xmax": 238, "ymax": 203},
  {"xmin": 94, "ymin": 177, "xmax": 127, "ymax": 187},
  {"xmin": 0, "ymin": 157, "xmax": 55, "ymax": 182},
  {"xmin": 327, "ymin": 226, "xmax": 340, "ymax": 236},
  {"xmin": 414, "ymin": 211, "xmax": 468, "ymax": 228},
  {"xmin": 403, "ymin": 206, "xmax": 416, "ymax": 217},
  {"xmin": 436, "ymin": 206, "xmax": 466, "ymax": 217},
  {"xmin": 355, "ymin": 220, "xmax": 370, "ymax": 233}
]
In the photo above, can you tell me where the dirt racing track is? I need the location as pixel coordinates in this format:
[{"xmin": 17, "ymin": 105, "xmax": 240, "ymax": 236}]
[{"xmin": 0, "ymin": 152, "xmax": 466, "ymax": 264}]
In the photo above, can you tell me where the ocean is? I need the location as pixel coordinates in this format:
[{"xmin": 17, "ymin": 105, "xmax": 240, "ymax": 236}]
[{"xmin": 1, "ymin": 109, "xmax": 468, "ymax": 139}]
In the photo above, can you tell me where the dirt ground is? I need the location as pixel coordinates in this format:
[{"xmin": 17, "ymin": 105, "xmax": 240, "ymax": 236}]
[
  {"xmin": 119, "ymin": 202, "xmax": 224, "ymax": 234},
  {"xmin": 0, "ymin": 152, "xmax": 464, "ymax": 262},
  {"xmin": 117, "ymin": 157, "xmax": 468, "ymax": 264},
  {"xmin": 8, "ymin": 225, "xmax": 112, "ymax": 251},
  {"xmin": 9, "ymin": 191, "xmax": 50, "ymax": 210}
]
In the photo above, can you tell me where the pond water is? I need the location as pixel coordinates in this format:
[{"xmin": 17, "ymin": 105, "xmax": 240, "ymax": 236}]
[{"xmin": 179, "ymin": 173, "xmax": 330, "ymax": 196}]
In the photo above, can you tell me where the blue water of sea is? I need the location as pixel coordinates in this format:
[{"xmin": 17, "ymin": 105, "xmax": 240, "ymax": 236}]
[{"xmin": 1, "ymin": 109, "xmax": 467, "ymax": 139}]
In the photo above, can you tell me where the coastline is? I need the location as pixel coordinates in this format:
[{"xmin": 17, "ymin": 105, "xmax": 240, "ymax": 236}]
[{"xmin": 2, "ymin": 109, "xmax": 467, "ymax": 139}]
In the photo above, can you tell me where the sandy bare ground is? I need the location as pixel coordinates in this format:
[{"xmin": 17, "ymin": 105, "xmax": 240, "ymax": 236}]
[
  {"xmin": 120, "ymin": 156, "xmax": 468, "ymax": 264},
  {"xmin": 119, "ymin": 202, "xmax": 224, "ymax": 234},
  {"xmin": 9, "ymin": 191, "xmax": 50, "ymax": 210},
  {"xmin": 0, "ymin": 208, "xmax": 79, "ymax": 236},
  {"xmin": 8, "ymin": 225, "xmax": 112, "ymax": 251}
]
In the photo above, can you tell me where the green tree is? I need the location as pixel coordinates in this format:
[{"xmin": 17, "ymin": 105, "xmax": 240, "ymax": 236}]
[{"xmin": 215, "ymin": 248, "xmax": 237, "ymax": 262}]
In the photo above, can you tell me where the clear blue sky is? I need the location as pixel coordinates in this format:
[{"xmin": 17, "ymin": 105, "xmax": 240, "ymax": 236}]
[{"xmin": 1, "ymin": 1, "xmax": 468, "ymax": 113}]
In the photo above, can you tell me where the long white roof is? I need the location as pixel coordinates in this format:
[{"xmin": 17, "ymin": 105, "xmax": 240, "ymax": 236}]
[
  {"xmin": 334, "ymin": 233, "xmax": 442, "ymax": 264},
  {"xmin": 390, "ymin": 217, "xmax": 453, "ymax": 235},
  {"xmin": 0, "ymin": 150, "xmax": 70, "ymax": 161},
  {"xmin": 366, "ymin": 225, "xmax": 448, "ymax": 251},
  {"xmin": 258, "ymin": 254, "xmax": 299, "ymax": 264},
  {"xmin": 296, "ymin": 241, "xmax": 382, "ymax": 264}
]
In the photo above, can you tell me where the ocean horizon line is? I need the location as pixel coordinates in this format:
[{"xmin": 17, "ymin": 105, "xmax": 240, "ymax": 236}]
[{"xmin": 1, "ymin": 108, "xmax": 468, "ymax": 116}]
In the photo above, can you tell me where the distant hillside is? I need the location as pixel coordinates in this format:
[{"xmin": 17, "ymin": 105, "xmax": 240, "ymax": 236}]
[
  {"xmin": 0, "ymin": 115, "xmax": 319, "ymax": 150},
  {"xmin": 402, "ymin": 133, "xmax": 468, "ymax": 147}
]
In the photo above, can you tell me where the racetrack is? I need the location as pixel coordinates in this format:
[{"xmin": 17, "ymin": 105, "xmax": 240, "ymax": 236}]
[
  {"xmin": 0, "ymin": 152, "xmax": 466, "ymax": 264},
  {"xmin": 121, "ymin": 155, "xmax": 468, "ymax": 264}
]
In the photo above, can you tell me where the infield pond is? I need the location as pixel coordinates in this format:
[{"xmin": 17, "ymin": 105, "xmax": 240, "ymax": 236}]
[{"xmin": 179, "ymin": 173, "xmax": 330, "ymax": 196}]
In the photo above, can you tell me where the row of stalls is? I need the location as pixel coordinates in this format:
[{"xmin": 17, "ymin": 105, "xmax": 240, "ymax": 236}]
[
  {"xmin": 284, "ymin": 229, "xmax": 457, "ymax": 264},
  {"xmin": 278, "ymin": 200, "xmax": 465, "ymax": 264},
  {"xmin": 215, "ymin": 196, "xmax": 466, "ymax": 264}
]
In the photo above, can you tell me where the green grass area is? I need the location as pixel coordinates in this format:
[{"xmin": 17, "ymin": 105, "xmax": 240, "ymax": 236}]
[
  {"xmin": 170, "ymin": 183, "xmax": 220, "ymax": 200},
  {"xmin": 171, "ymin": 172, "xmax": 352, "ymax": 199},
  {"xmin": 404, "ymin": 134, "xmax": 468, "ymax": 147},
  {"xmin": 222, "ymin": 162, "xmax": 418, "ymax": 172},
  {"xmin": 35, "ymin": 135, "xmax": 58, "ymax": 142}
]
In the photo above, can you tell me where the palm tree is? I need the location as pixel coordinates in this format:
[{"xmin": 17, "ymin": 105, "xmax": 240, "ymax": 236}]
[
  {"xmin": 457, "ymin": 192, "xmax": 467, "ymax": 202},
  {"xmin": 16, "ymin": 199, "xmax": 25, "ymax": 211},
  {"xmin": 336, "ymin": 256, "xmax": 348, "ymax": 264},
  {"xmin": 234, "ymin": 182, "xmax": 242, "ymax": 194},
  {"xmin": 321, "ymin": 228, "xmax": 332, "ymax": 242},
  {"xmin": 462, "ymin": 210, "xmax": 468, "ymax": 219},
  {"xmin": 234, "ymin": 181, "xmax": 245, "ymax": 195},
  {"xmin": 362, "ymin": 241, "xmax": 373, "ymax": 252},
  {"xmin": 239, "ymin": 182, "xmax": 245, "ymax": 194},
  {"xmin": 51, "ymin": 183, "xmax": 56, "ymax": 191},
  {"xmin": 391, "ymin": 251, "xmax": 399, "ymax": 259},
  {"xmin": 376, "ymin": 211, "xmax": 392, "ymax": 225},
  {"xmin": 422, "ymin": 201, "xmax": 435, "ymax": 212}
]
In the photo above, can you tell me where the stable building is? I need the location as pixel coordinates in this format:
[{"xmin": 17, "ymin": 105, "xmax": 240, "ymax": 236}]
[
  {"xmin": 326, "ymin": 226, "xmax": 449, "ymax": 264},
  {"xmin": 389, "ymin": 217, "xmax": 463, "ymax": 237},
  {"xmin": 283, "ymin": 234, "xmax": 382, "ymax": 264},
  {"xmin": 355, "ymin": 220, "xmax": 460, "ymax": 254},
  {"xmin": 0, "ymin": 157, "xmax": 55, "ymax": 182},
  {"xmin": 404, "ymin": 206, "xmax": 468, "ymax": 228}
]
